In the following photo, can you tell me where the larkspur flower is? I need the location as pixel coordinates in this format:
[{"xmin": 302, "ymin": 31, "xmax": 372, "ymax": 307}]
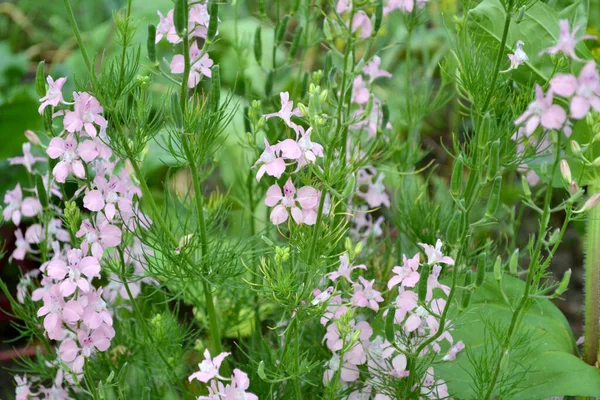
[
  {"xmin": 514, "ymin": 84, "xmax": 567, "ymax": 135},
  {"xmin": 352, "ymin": 276, "xmax": 384, "ymax": 311},
  {"xmin": 63, "ymin": 92, "xmax": 107, "ymax": 138},
  {"xmin": 156, "ymin": 10, "xmax": 178, "ymax": 43},
  {"xmin": 76, "ymin": 216, "xmax": 122, "ymax": 259},
  {"xmin": 38, "ymin": 76, "xmax": 67, "ymax": 114},
  {"xmin": 419, "ymin": 239, "xmax": 455, "ymax": 266},
  {"xmin": 83, "ymin": 175, "xmax": 134, "ymax": 220},
  {"xmin": 549, "ymin": 61, "xmax": 600, "ymax": 119},
  {"xmin": 264, "ymin": 92, "xmax": 302, "ymax": 130},
  {"xmin": 351, "ymin": 11, "xmax": 373, "ymax": 39},
  {"xmin": 8, "ymin": 142, "xmax": 45, "ymax": 173},
  {"xmin": 388, "ymin": 253, "xmax": 421, "ymax": 289},
  {"xmin": 3, "ymin": 183, "xmax": 41, "ymax": 225},
  {"xmin": 189, "ymin": 349, "xmax": 231, "ymax": 383},
  {"xmin": 294, "ymin": 126, "xmax": 324, "ymax": 169},
  {"xmin": 170, "ymin": 42, "xmax": 213, "ymax": 88},
  {"xmin": 47, "ymin": 135, "xmax": 98, "ymax": 183},
  {"xmin": 264, "ymin": 178, "xmax": 319, "ymax": 225},
  {"xmin": 328, "ymin": 253, "xmax": 367, "ymax": 283},
  {"xmin": 312, "ymin": 287, "xmax": 334, "ymax": 305},
  {"xmin": 253, "ymin": 138, "xmax": 287, "ymax": 181},
  {"xmin": 363, "ymin": 56, "xmax": 392, "ymax": 82},
  {"xmin": 46, "ymin": 249, "xmax": 101, "ymax": 297},
  {"xmin": 540, "ymin": 19, "xmax": 597, "ymax": 61},
  {"xmin": 502, "ymin": 40, "xmax": 528, "ymax": 72}
]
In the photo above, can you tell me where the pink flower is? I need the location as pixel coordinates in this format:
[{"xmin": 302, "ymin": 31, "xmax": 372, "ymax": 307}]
[
  {"xmin": 351, "ymin": 11, "xmax": 372, "ymax": 38},
  {"xmin": 264, "ymin": 178, "xmax": 319, "ymax": 225},
  {"xmin": 419, "ymin": 239, "xmax": 455, "ymax": 266},
  {"xmin": 312, "ymin": 287, "xmax": 334, "ymax": 305},
  {"xmin": 76, "ymin": 216, "xmax": 122, "ymax": 259},
  {"xmin": 320, "ymin": 295, "xmax": 349, "ymax": 325},
  {"xmin": 170, "ymin": 42, "xmax": 213, "ymax": 88},
  {"xmin": 83, "ymin": 176, "xmax": 133, "ymax": 220},
  {"xmin": 38, "ymin": 76, "xmax": 67, "ymax": 114},
  {"xmin": 323, "ymin": 354, "xmax": 360, "ymax": 383},
  {"xmin": 336, "ymin": 0, "xmax": 351, "ymax": 14},
  {"xmin": 80, "ymin": 288, "xmax": 113, "ymax": 329},
  {"xmin": 514, "ymin": 84, "xmax": 567, "ymax": 134},
  {"xmin": 294, "ymin": 126, "xmax": 324, "ymax": 169},
  {"xmin": 264, "ymin": 92, "xmax": 302, "ymax": 130},
  {"xmin": 253, "ymin": 139, "xmax": 287, "ymax": 181},
  {"xmin": 189, "ymin": 4, "xmax": 213, "ymax": 39},
  {"xmin": 47, "ymin": 249, "xmax": 101, "ymax": 297},
  {"xmin": 540, "ymin": 19, "xmax": 597, "ymax": 61},
  {"xmin": 327, "ymin": 253, "xmax": 367, "ymax": 283},
  {"xmin": 502, "ymin": 40, "xmax": 528, "ymax": 72},
  {"xmin": 15, "ymin": 374, "xmax": 36, "ymax": 400},
  {"xmin": 357, "ymin": 171, "xmax": 390, "ymax": 208},
  {"xmin": 3, "ymin": 183, "xmax": 41, "ymax": 225},
  {"xmin": 63, "ymin": 92, "xmax": 107, "ymax": 138},
  {"xmin": 352, "ymin": 75, "xmax": 371, "ymax": 105},
  {"xmin": 189, "ymin": 349, "xmax": 231, "ymax": 383},
  {"xmin": 442, "ymin": 340, "xmax": 465, "ymax": 361},
  {"xmin": 47, "ymin": 135, "xmax": 98, "ymax": 183},
  {"xmin": 363, "ymin": 56, "xmax": 392, "ymax": 82},
  {"xmin": 37, "ymin": 285, "xmax": 76, "ymax": 339},
  {"xmin": 11, "ymin": 229, "xmax": 34, "ymax": 261},
  {"xmin": 156, "ymin": 10, "xmax": 178, "ymax": 43},
  {"xmin": 352, "ymin": 276, "xmax": 384, "ymax": 311},
  {"xmin": 427, "ymin": 265, "xmax": 451, "ymax": 300},
  {"xmin": 393, "ymin": 288, "xmax": 418, "ymax": 323},
  {"xmin": 549, "ymin": 61, "xmax": 600, "ymax": 119},
  {"xmin": 221, "ymin": 369, "xmax": 258, "ymax": 400},
  {"xmin": 388, "ymin": 253, "xmax": 421, "ymax": 289},
  {"xmin": 8, "ymin": 142, "xmax": 45, "ymax": 173}
]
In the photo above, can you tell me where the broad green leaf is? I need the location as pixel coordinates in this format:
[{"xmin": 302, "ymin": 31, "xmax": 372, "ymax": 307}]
[{"xmin": 437, "ymin": 274, "xmax": 600, "ymax": 399}]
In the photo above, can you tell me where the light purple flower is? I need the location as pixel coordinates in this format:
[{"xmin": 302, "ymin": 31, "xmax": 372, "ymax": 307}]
[
  {"xmin": 63, "ymin": 92, "xmax": 107, "ymax": 138},
  {"xmin": 156, "ymin": 10, "xmax": 178, "ymax": 43},
  {"xmin": 76, "ymin": 215, "xmax": 122, "ymax": 259},
  {"xmin": 351, "ymin": 11, "xmax": 372, "ymax": 38},
  {"xmin": 170, "ymin": 42, "xmax": 213, "ymax": 88},
  {"xmin": 328, "ymin": 253, "xmax": 367, "ymax": 283},
  {"xmin": 502, "ymin": 40, "xmax": 528, "ymax": 72},
  {"xmin": 419, "ymin": 239, "xmax": 455, "ymax": 266},
  {"xmin": 514, "ymin": 84, "xmax": 567, "ymax": 134},
  {"xmin": 3, "ymin": 183, "xmax": 41, "ymax": 225},
  {"xmin": 83, "ymin": 175, "xmax": 133, "ymax": 220},
  {"xmin": 549, "ymin": 61, "xmax": 600, "ymax": 119},
  {"xmin": 388, "ymin": 253, "xmax": 421, "ymax": 289},
  {"xmin": 265, "ymin": 178, "xmax": 319, "ymax": 225},
  {"xmin": 47, "ymin": 249, "xmax": 100, "ymax": 297},
  {"xmin": 363, "ymin": 56, "xmax": 392, "ymax": 82},
  {"xmin": 253, "ymin": 138, "xmax": 287, "ymax": 181},
  {"xmin": 8, "ymin": 142, "xmax": 45, "ymax": 173},
  {"xmin": 352, "ymin": 276, "xmax": 384, "ymax": 311},
  {"xmin": 264, "ymin": 92, "xmax": 302, "ymax": 130},
  {"xmin": 540, "ymin": 19, "xmax": 597, "ymax": 61},
  {"xmin": 47, "ymin": 135, "xmax": 98, "ymax": 183},
  {"xmin": 38, "ymin": 76, "xmax": 67, "ymax": 114},
  {"xmin": 188, "ymin": 349, "xmax": 231, "ymax": 383}
]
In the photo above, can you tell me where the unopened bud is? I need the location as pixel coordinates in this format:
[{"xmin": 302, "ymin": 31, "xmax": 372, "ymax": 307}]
[
  {"xmin": 569, "ymin": 180, "xmax": 579, "ymax": 194},
  {"xmin": 509, "ymin": 249, "xmax": 519, "ymax": 275},
  {"xmin": 570, "ymin": 140, "xmax": 582, "ymax": 155},
  {"xmin": 554, "ymin": 269, "xmax": 571, "ymax": 297},
  {"xmin": 521, "ymin": 174, "xmax": 531, "ymax": 197},
  {"xmin": 493, "ymin": 256, "xmax": 502, "ymax": 282},
  {"xmin": 319, "ymin": 89, "xmax": 328, "ymax": 104},
  {"xmin": 24, "ymin": 130, "xmax": 41, "ymax": 145},
  {"xmin": 560, "ymin": 160, "xmax": 572, "ymax": 184},
  {"xmin": 451, "ymin": 155, "xmax": 464, "ymax": 197},
  {"xmin": 592, "ymin": 156, "xmax": 600, "ymax": 167},
  {"xmin": 575, "ymin": 192, "xmax": 600, "ymax": 213},
  {"xmin": 547, "ymin": 228, "xmax": 560, "ymax": 245}
]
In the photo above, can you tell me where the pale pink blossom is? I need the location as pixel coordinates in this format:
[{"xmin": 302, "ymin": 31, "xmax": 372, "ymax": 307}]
[
  {"xmin": 363, "ymin": 56, "xmax": 392, "ymax": 82},
  {"xmin": 8, "ymin": 142, "xmax": 45, "ymax": 173},
  {"xmin": 189, "ymin": 349, "xmax": 231, "ymax": 383},
  {"xmin": 294, "ymin": 126, "xmax": 324, "ymax": 169},
  {"xmin": 514, "ymin": 84, "xmax": 567, "ymax": 134},
  {"xmin": 264, "ymin": 92, "xmax": 302, "ymax": 130},
  {"xmin": 80, "ymin": 288, "xmax": 113, "ymax": 329},
  {"xmin": 3, "ymin": 183, "xmax": 41, "ymax": 225},
  {"xmin": 357, "ymin": 172, "xmax": 390, "ymax": 208},
  {"xmin": 312, "ymin": 286, "xmax": 334, "ymax": 305},
  {"xmin": 336, "ymin": 0, "xmax": 350, "ymax": 14},
  {"xmin": 352, "ymin": 75, "xmax": 371, "ymax": 105},
  {"xmin": 11, "ymin": 229, "xmax": 34, "ymax": 261},
  {"xmin": 549, "ymin": 61, "xmax": 600, "ymax": 119},
  {"xmin": 442, "ymin": 340, "xmax": 465, "ymax": 361},
  {"xmin": 156, "ymin": 10, "xmax": 178, "ymax": 43},
  {"xmin": 76, "ymin": 216, "xmax": 122, "ymax": 259},
  {"xmin": 63, "ymin": 92, "xmax": 107, "ymax": 138},
  {"xmin": 38, "ymin": 76, "xmax": 67, "ymax": 114},
  {"xmin": 419, "ymin": 239, "xmax": 454, "ymax": 266},
  {"xmin": 253, "ymin": 139, "xmax": 286, "ymax": 181},
  {"xmin": 393, "ymin": 287, "xmax": 418, "ymax": 323},
  {"xmin": 540, "ymin": 19, "xmax": 597, "ymax": 61},
  {"xmin": 264, "ymin": 178, "xmax": 319, "ymax": 225},
  {"xmin": 15, "ymin": 374, "xmax": 37, "ymax": 400},
  {"xmin": 351, "ymin": 11, "xmax": 372, "ymax": 38},
  {"xmin": 328, "ymin": 253, "xmax": 367, "ymax": 283},
  {"xmin": 352, "ymin": 276, "xmax": 384, "ymax": 311},
  {"xmin": 320, "ymin": 295, "xmax": 349, "ymax": 325},
  {"xmin": 83, "ymin": 176, "xmax": 133, "ymax": 220},
  {"xmin": 323, "ymin": 354, "xmax": 360, "ymax": 383},
  {"xmin": 47, "ymin": 249, "xmax": 100, "ymax": 297},
  {"xmin": 388, "ymin": 253, "xmax": 421, "ymax": 289},
  {"xmin": 47, "ymin": 135, "xmax": 98, "ymax": 183},
  {"xmin": 170, "ymin": 42, "xmax": 213, "ymax": 88},
  {"xmin": 502, "ymin": 40, "xmax": 528, "ymax": 72},
  {"xmin": 219, "ymin": 369, "xmax": 259, "ymax": 400}
]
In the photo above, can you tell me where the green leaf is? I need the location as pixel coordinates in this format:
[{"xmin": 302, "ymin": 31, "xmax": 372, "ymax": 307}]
[{"xmin": 437, "ymin": 274, "xmax": 600, "ymax": 399}]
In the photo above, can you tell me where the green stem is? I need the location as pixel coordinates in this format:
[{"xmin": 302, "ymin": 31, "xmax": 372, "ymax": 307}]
[
  {"xmin": 584, "ymin": 182, "xmax": 600, "ymax": 365},
  {"xmin": 337, "ymin": 6, "xmax": 356, "ymax": 163},
  {"xmin": 481, "ymin": 3, "xmax": 512, "ymax": 113}
]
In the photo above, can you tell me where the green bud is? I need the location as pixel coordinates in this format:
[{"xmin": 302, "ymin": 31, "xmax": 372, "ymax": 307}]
[
  {"xmin": 174, "ymin": 0, "xmax": 187, "ymax": 37},
  {"xmin": 341, "ymin": 173, "xmax": 356, "ymax": 198},
  {"xmin": 288, "ymin": 26, "xmax": 303, "ymax": 61},
  {"xmin": 329, "ymin": 67, "xmax": 338, "ymax": 86},
  {"xmin": 354, "ymin": 241, "xmax": 363, "ymax": 256},
  {"xmin": 381, "ymin": 104, "xmax": 389, "ymax": 131},
  {"xmin": 36, "ymin": 175, "xmax": 48, "ymax": 209},
  {"xmin": 35, "ymin": 61, "xmax": 46, "ymax": 98},
  {"xmin": 210, "ymin": 65, "xmax": 221, "ymax": 112},
  {"xmin": 521, "ymin": 174, "xmax": 531, "ymax": 197},
  {"xmin": 460, "ymin": 272, "xmax": 473, "ymax": 311},
  {"xmin": 418, "ymin": 264, "xmax": 431, "ymax": 303},
  {"xmin": 254, "ymin": 26, "xmax": 262, "ymax": 66},
  {"xmin": 323, "ymin": 19, "xmax": 333, "ymax": 41},
  {"xmin": 265, "ymin": 70, "xmax": 274, "ymax": 96},
  {"xmin": 344, "ymin": 237, "xmax": 353, "ymax": 253},
  {"xmin": 309, "ymin": 90, "xmax": 321, "ymax": 116},
  {"xmin": 450, "ymin": 155, "xmax": 463, "ymax": 197},
  {"xmin": 547, "ymin": 228, "xmax": 560, "ymax": 246},
  {"xmin": 276, "ymin": 15, "xmax": 290, "ymax": 46},
  {"xmin": 257, "ymin": 361, "xmax": 268, "ymax": 381},
  {"xmin": 570, "ymin": 140, "xmax": 582, "ymax": 155},
  {"xmin": 319, "ymin": 88, "xmax": 328, "ymax": 103},
  {"xmin": 486, "ymin": 140, "xmax": 500, "ymax": 181},
  {"xmin": 243, "ymin": 106, "xmax": 252, "ymax": 133},
  {"xmin": 324, "ymin": 52, "xmax": 332, "ymax": 74},
  {"xmin": 475, "ymin": 253, "xmax": 486, "ymax": 287},
  {"xmin": 509, "ymin": 249, "xmax": 519, "ymax": 275},
  {"xmin": 592, "ymin": 156, "xmax": 600, "ymax": 167},
  {"xmin": 554, "ymin": 269, "xmax": 571, "ymax": 297},
  {"xmin": 374, "ymin": 0, "xmax": 383, "ymax": 33},
  {"xmin": 171, "ymin": 92, "xmax": 183, "ymax": 130},
  {"xmin": 485, "ymin": 176, "xmax": 502, "ymax": 218},
  {"xmin": 147, "ymin": 24, "xmax": 157, "ymax": 63},
  {"xmin": 385, "ymin": 306, "xmax": 396, "ymax": 343},
  {"xmin": 493, "ymin": 256, "xmax": 502, "ymax": 282},
  {"xmin": 64, "ymin": 201, "xmax": 81, "ymax": 234},
  {"xmin": 297, "ymin": 103, "xmax": 308, "ymax": 117},
  {"xmin": 257, "ymin": 116, "xmax": 265, "ymax": 130},
  {"xmin": 206, "ymin": 0, "xmax": 219, "ymax": 43}
]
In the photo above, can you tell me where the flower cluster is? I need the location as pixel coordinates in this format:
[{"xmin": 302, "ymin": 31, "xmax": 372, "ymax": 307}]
[
  {"xmin": 318, "ymin": 240, "xmax": 462, "ymax": 399},
  {"xmin": 188, "ymin": 350, "xmax": 257, "ymax": 400},
  {"xmin": 7, "ymin": 76, "xmax": 155, "ymax": 397}
]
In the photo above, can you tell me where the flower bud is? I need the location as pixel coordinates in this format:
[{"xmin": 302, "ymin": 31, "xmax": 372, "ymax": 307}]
[
  {"xmin": 323, "ymin": 19, "xmax": 333, "ymax": 41},
  {"xmin": 254, "ymin": 26, "xmax": 262, "ymax": 66},
  {"xmin": 381, "ymin": 104, "xmax": 390, "ymax": 131},
  {"xmin": 174, "ymin": 0, "xmax": 187, "ymax": 37},
  {"xmin": 569, "ymin": 180, "xmax": 579, "ymax": 194},
  {"xmin": 592, "ymin": 156, "xmax": 600, "ymax": 168},
  {"xmin": 575, "ymin": 192, "xmax": 600, "ymax": 213},
  {"xmin": 560, "ymin": 159, "xmax": 572, "ymax": 184},
  {"xmin": 554, "ymin": 269, "xmax": 571, "ymax": 297},
  {"xmin": 298, "ymin": 103, "xmax": 308, "ymax": 117},
  {"xmin": 451, "ymin": 155, "xmax": 463, "ymax": 197},
  {"xmin": 486, "ymin": 140, "xmax": 500, "ymax": 182},
  {"xmin": 147, "ymin": 24, "xmax": 157, "ymax": 63},
  {"xmin": 570, "ymin": 140, "xmax": 582, "ymax": 155},
  {"xmin": 493, "ymin": 256, "xmax": 502, "ymax": 282},
  {"xmin": 521, "ymin": 174, "xmax": 531, "ymax": 197},
  {"xmin": 418, "ymin": 264, "xmax": 431, "ymax": 303},
  {"xmin": 354, "ymin": 241, "xmax": 363, "ymax": 256},
  {"xmin": 319, "ymin": 89, "xmax": 328, "ymax": 104},
  {"xmin": 509, "ymin": 249, "xmax": 519, "ymax": 275},
  {"xmin": 485, "ymin": 176, "xmax": 502, "ymax": 218},
  {"xmin": 288, "ymin": 26, "xmax": 303, "ymax": 61},
  {"xmin": 35, "ymin": 61, "xmax": 46, "ymax": 98},
  {"xmin": 547, "ymin": 228, "xmax": 560, "ymax": 245},
  {"xmin": 257, "ymin": 117, "xmax": 265, "ymax": 130},
  {"xmin": 475, "ymin": 253, "xmax": 486, "ymax": 287},
  {"xmin": 24, "ymin": 130, "xmax": 41, "ymax": 145}
]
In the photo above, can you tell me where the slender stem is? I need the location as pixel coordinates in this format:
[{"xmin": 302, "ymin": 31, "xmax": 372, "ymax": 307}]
[
  {"xmin": 481, "ymin": 2, "xmax": 512, "ymax": 113},
  {"xmin": 584, "ymin": 182, "xmax": 600, "ymax": 365},
  {"xmin": 337, "ymin": 6, "xmax": 356, "ymax": 163}
]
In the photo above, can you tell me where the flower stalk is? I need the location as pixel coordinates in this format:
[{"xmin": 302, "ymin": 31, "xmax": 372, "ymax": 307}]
[{"xmin": 584, "ymin": 182, "xmax": 600, "ymax": 365}]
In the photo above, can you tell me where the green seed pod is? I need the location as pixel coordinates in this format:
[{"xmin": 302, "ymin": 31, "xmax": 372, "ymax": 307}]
[
  {"xmin": 521, "ymin": 174, "xmax": 531, "ymax": 197},
  {"xmin": 324, "ymin": 51, "xmax": 332, "ymax": 74},
  {"xmin": 554, "ymin": 269, "xmax": 571, "ymax": 296},
  {"xmin": 475, "ymin": 253, "xmax": 486, "ymax": 287},
  {"xmin": 493, "ymin": 256, "xmax": 502, "ymax": 282},
  {"xmin": 276, "ymin": 15, "xmax": 290, "ymax": 46},
  {"xmin": 447, "ymin": 211, "xmax": 463, "ymax": 245},
  {"xmin": 450, "ymin": 155, "xmax": 464, "ymax": 197},
  {"xmin": 485, "ymin": 176, "xmax": 502, "ymax": 218},
  {"xmin": 258, "ymin": 0, "xmax": 265, "ymax": 15},
  {"xmin": 35, "ymin": 61, "xmax": 46, "ymax": 98},
  {"xmin": 174, "ymin": 0, "xmax": 187, "ymax": 37},
  {"xmin": 341, "ymin": 173, "xmax": 356, "ymax": 198},
  {"xmin": 147, "ymin": 25, "xmax": 157, "ymax": 63},
  {"xmin": 385, "ymin": 306, "xmax": 396, "ymax": 343},
  {"xmin": 243, "ymin": 106, "xmax": 252, "ymax": 133},
  {"xmin": 300, "ymin": 72, "xmax": 309, "ymax": 96},
  {"xmin": 418, "ymin": 264, "xmax": 431, "ymax": 303},
  {"xmin": 291, "ymin": 0, "xmax": 301, "ymax": 14},
  {"xmin": 374, "ymin": 0, "xmax": 383, "ymax": 33},
  {"xmin": 486, "ymin": 140, "xmax": 500, "ymax": 181},
  {"xmin": 171, "ymin": 93, "xmax": 183, "ymax": 130},
  {"xmin": 509, "ymin": 249, "xmax": 519, "ymax": 275},
  {"xmin": 323, "ymin": 19, "xmax": 333, "ymax": 41},
  {"xmin": 381, "ymin": 104, "xmax": 389, "ymax": 131},
  {"xmin": 210, "ymin": 65, "xmax": 221, "ymax": 112},
  {"xmin": 288, "ymin": 26, "xmax": 303, "ymax": 61},
  {"xmin": 254, "ymin": 26, "xmax": 262, "ymax": 66},
  {"xmin": 206, "ymin": 0, "xmax": 219, "ymax": 43},
  {"xmin": 36, "ymin": 175, "xmax": 48, "ymax": 209},
  {"xmin": 265, "ymin": 70, "xmax": 274, "ymax": 96},
  {"xmin": 460, "ymin": 272, "xmax": 473, "ymax": 311}
]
